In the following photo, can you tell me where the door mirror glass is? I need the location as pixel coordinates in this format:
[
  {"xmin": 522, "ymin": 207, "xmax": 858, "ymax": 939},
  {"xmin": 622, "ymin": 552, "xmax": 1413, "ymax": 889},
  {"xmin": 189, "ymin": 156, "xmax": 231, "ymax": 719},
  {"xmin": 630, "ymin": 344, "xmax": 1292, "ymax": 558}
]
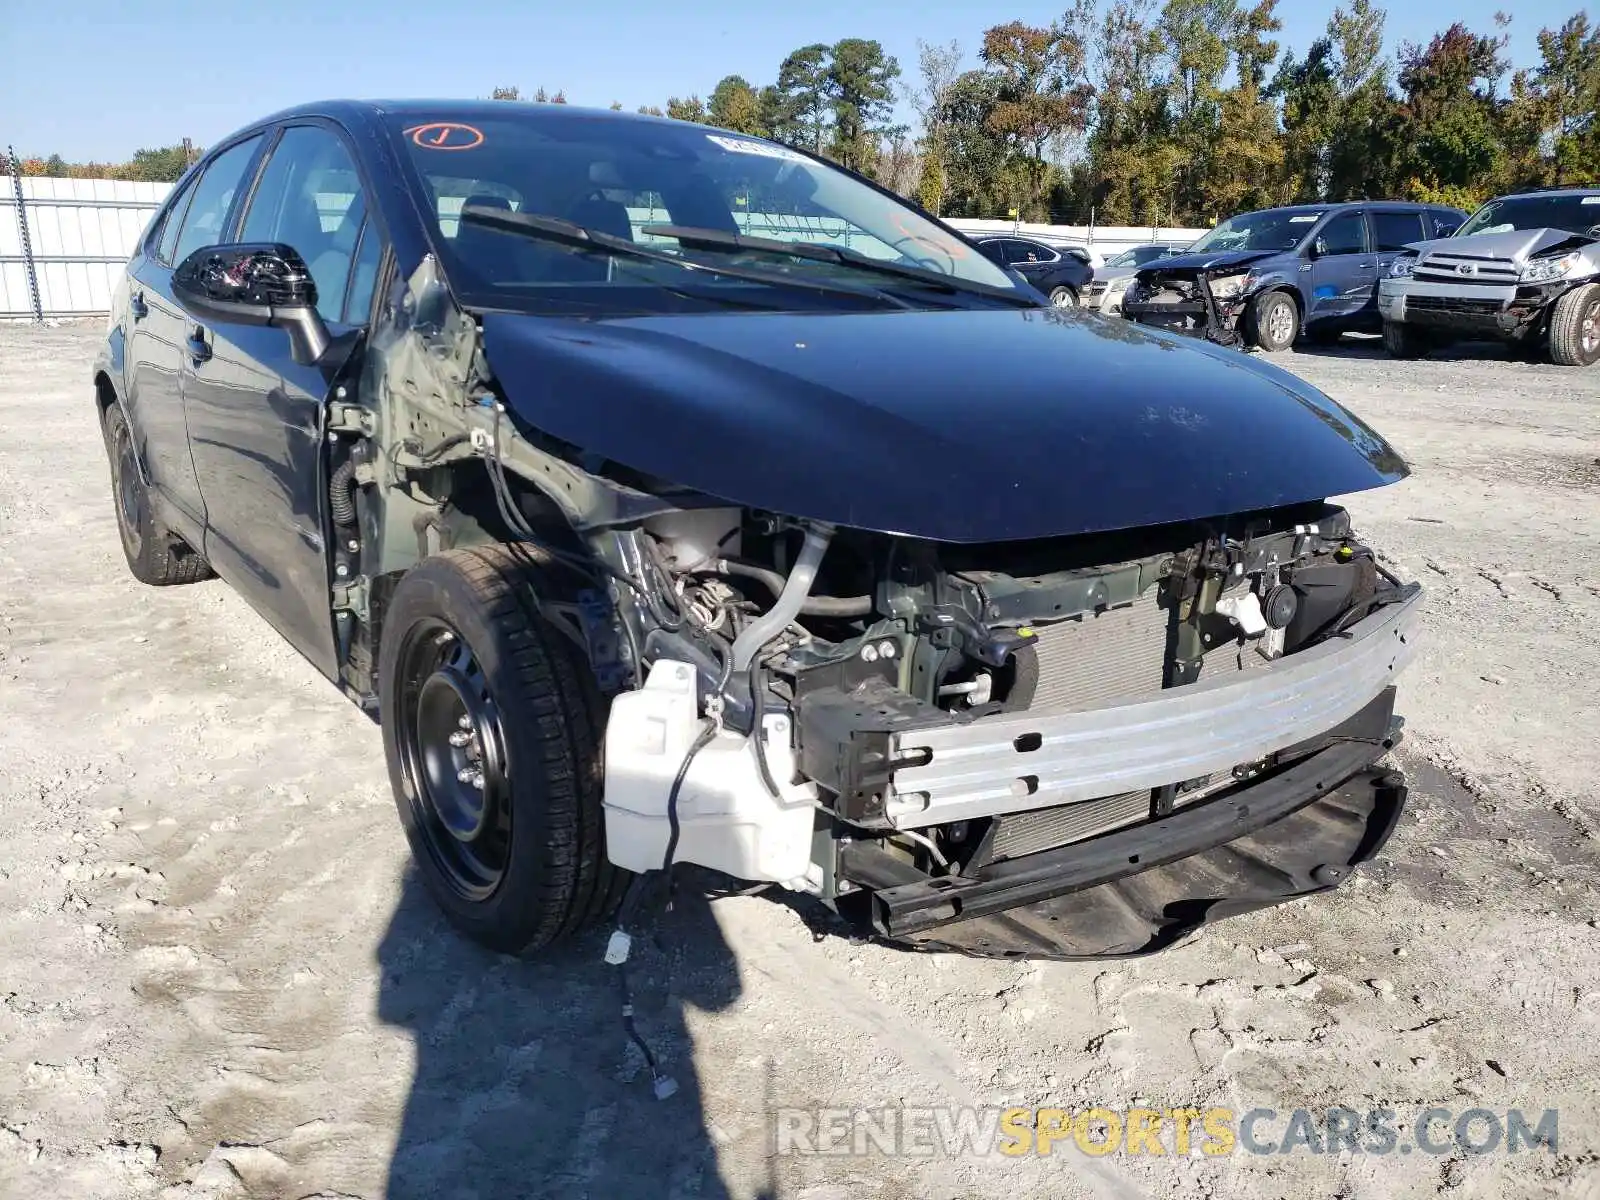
[{"xmin": 172, "ymin": 243, "xmax": 329, "ymax": 364}]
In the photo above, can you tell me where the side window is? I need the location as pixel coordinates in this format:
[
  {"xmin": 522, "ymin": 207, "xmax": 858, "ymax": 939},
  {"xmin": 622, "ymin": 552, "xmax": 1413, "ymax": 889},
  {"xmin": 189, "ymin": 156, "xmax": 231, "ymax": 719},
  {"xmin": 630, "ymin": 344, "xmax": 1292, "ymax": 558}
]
[
  {"xmin": 1002, "ymin": 240, "xmax": 1039, "ymax": 265},
  {"xmin": 156, "ymin": 176, "xmax": 199, "ymax": 265},
  {"xmin": 1428, "ymin": 213, "xmax": 1462, "ymax": 238},
  {"xmin": 170, "ymin": 136, "xmax": 265, "ymax": 266},
  {"xmin": 1317, "ymin": 212, "xmax": 1368, "ymax": 255},
  {"xmin": 343, "ymin": 217, "xmax": 384, "ymax": 324},
  {"xmin": 238, "ymin": 125, "xmax": 370, "ymax": 323},
  {"xmin": 1372, "ymin": 210, "xmax": 1426, "ymax": 252}
]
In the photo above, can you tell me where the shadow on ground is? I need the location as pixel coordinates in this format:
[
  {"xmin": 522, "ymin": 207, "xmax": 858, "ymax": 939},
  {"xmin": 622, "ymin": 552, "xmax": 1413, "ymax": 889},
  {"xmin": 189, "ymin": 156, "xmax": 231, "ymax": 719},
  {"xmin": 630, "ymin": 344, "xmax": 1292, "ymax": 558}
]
[
  {"xmin": 378, "ymin": 869, "xmax": 772, "ymax": 1199},
  {"xmin": 1289, "ymin": 333, "xmax": 1541, "ymax": 363}
]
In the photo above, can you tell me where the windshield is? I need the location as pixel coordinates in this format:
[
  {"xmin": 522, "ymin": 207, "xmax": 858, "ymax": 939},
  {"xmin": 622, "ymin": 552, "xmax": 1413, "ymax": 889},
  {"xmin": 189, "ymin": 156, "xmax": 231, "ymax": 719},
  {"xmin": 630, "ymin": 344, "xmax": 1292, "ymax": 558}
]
[
  {"xmin": 1107, "ymin": 245, "xmax": 1175, "ymax": 267},
  {"xmin": 1186, "ymin": 210, "xmax": 1323, "ymax": 254},
  {"xmin": 1455, "ymin": 193, "xmax": 1600, "ymax": 239},
  {"xmin": 388, "ymin": 110, "xmax": 1021, "ymax": 313}
]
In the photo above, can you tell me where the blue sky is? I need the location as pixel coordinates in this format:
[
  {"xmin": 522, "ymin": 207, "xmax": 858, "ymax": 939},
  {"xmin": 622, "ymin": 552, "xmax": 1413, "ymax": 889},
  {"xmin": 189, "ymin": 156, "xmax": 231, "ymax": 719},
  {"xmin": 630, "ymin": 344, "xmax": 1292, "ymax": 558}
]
[{"xmin": 0, "ymin": 0, "xmax": 1581, "ymax": 161}]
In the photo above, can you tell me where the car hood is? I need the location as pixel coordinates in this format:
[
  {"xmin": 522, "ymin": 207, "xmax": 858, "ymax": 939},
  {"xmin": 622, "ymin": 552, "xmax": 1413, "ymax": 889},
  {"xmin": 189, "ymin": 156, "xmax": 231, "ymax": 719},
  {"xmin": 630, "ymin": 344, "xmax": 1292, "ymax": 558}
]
[
  {"xmin": 480, "ymin": 306, "xmax": 1407, "ymax": 543},
  {"xmin": 1136, "ymin": 248, "xmax": 1282, "ymax": 275},
  {"xmin": 1415, "ymin": 226, "xmax": 1598, "ymax": 263}
]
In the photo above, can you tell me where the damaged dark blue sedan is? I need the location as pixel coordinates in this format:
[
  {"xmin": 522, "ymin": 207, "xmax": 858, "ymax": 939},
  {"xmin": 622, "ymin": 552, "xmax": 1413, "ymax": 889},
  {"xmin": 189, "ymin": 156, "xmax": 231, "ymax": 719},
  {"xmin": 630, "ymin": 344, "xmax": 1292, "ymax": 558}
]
[{"xmin": 94, "ymin": 100, "xmax": 1422, "ymax": 961}]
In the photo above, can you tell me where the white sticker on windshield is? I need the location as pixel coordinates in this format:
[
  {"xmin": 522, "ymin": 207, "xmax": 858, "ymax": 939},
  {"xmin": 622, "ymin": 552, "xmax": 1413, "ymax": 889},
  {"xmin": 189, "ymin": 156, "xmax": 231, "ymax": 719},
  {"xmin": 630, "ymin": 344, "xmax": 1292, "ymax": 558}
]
[
  {"xmin": 706, "ymin": 134, "xmax": 808, "ymax": 162},
  {"xmin": 1289, "ymin": 215, "xmax": 1320, "ymax": 223},
  {"xmin": 1583, "ymin": 196, "xmax": 1600, "ymax": 205}
]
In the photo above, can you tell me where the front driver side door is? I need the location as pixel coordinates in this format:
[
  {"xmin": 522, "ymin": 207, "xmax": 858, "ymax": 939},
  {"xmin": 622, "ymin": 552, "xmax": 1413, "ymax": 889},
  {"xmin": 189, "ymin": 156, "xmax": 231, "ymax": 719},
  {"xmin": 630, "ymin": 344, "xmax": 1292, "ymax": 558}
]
[
  {"xmin": 181, "ymin": 122, "xmax": 386, "ymax": 679},
  {"xmin": 1307, "ymin": 210, "xmax": 1372, "ymax": 325}
]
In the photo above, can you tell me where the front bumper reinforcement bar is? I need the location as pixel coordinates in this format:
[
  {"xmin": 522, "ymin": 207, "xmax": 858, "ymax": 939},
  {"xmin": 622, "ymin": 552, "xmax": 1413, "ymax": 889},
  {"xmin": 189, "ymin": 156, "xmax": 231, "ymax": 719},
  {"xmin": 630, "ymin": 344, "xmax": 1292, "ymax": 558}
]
[{"xmin": 886, "ymin": 583, "xmax": 1421, "ymax": 829}]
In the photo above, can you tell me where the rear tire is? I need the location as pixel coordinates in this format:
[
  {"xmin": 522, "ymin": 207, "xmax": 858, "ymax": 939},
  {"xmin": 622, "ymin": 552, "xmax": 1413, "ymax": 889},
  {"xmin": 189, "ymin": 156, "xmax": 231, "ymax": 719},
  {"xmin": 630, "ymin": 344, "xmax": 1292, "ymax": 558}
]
[
  {"xmin": 1048, "ymin": 285, "xmax": 1078, "ymax": 308},
  {"xmin": 1246, "ymin": 290, "xmax": 1299, "ymax": 352},
  {"xmin": 1548, "ymin": 282, "xmax": 1600, "ymax": 367},
  {"xmin": 101, "ymin": 404, "xmax": 214, "ymax": 586},
  {"xmin": 1381, "ymin": 320, "xmax": 1429, "ymax": 360},
  {"xmin": 378, "ymin": 544, "xmax": 626, "ymax": 954}
]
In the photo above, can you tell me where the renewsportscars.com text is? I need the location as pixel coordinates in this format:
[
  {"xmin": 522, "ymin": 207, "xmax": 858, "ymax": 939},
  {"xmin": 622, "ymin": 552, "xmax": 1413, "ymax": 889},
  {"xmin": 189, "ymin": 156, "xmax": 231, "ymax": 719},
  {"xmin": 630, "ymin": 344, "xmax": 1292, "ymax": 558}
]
[{"xmin": 772, "ymin": 1105, "xmax": 1558, "ymax": 1159}]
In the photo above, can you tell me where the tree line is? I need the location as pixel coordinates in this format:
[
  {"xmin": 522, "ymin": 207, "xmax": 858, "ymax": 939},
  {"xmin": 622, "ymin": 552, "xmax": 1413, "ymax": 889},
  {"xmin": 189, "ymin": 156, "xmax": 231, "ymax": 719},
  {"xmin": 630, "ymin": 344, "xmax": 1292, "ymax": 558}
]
[{"xmin": 11, "ymin": 2, "xmax": 1597, "ymax": 225}]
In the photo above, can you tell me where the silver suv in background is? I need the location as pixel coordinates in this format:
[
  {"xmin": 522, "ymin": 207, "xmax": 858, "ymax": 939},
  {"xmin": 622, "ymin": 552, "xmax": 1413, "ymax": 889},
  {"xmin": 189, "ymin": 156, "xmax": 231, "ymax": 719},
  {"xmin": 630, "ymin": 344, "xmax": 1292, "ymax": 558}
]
[
  {"xmin": 1081, "ymin": 242, "xmax": 1193, "ymax": 312},
  {"xmin": 1378, "ymin": 187, "xmax": 1600, "ymax": 367}
]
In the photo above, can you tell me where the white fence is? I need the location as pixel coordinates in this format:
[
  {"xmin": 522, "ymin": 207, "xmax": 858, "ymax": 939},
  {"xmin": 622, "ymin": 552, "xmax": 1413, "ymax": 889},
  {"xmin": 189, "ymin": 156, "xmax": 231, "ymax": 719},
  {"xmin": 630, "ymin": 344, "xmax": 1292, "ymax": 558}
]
[
  {"xmin": 942, "ymin": 219, "xmax": 1210, "ymax": 259},
  {"xmin": 2, "ymin": 171, "xmax": 1210, "ymax": 319},
  {"xmin": 2, "ymin": 177, "xmax": 169, "ymax": 319}
]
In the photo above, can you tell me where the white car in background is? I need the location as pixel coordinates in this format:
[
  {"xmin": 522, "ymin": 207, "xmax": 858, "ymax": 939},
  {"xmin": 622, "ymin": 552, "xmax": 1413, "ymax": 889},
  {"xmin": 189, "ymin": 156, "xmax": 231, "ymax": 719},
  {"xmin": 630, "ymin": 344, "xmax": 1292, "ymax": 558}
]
[{"xmin": 1082, "ymin": 242, "xmax": 1195, "ymax": 312}]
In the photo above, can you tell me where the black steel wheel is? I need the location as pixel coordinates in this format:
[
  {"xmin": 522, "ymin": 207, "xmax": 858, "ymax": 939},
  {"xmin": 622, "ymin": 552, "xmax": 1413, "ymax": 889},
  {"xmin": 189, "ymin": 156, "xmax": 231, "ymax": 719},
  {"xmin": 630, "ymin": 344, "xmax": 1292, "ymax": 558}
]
[
  {"xmin": 100, "ymin": 403, "xmax": 214, "ymax": 585},
  {"xmin": 394, "ymin": 619, "xmax": 514, "ymax": 901},
  {"xmin": 379, "ymin": 544, "xmax": 626, "ymax": 953}
]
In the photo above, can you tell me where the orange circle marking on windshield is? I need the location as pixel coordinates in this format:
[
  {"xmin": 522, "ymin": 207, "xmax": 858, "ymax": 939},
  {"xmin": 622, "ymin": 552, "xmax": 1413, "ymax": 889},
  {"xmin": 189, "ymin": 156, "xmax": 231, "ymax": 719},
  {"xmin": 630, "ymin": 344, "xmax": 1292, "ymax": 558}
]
[
  {"xmin": 895, "ymin": 212, "xmax": 966, "ymax": 257},
  {"xmin": 406, "ymin": 123, "xmax": 484, "ymax": 150}
]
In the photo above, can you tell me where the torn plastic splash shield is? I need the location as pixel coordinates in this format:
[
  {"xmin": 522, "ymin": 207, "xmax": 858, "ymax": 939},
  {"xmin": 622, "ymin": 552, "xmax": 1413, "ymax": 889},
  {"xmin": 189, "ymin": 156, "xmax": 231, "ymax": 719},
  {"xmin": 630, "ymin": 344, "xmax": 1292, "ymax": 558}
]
[
  {"xmin": 867, "ymin": 739, "xmax": 1407, "ymax": 959},
  {"xmin": 884, "ymin": 583, "xmax": 1421, "ymax": 829}
]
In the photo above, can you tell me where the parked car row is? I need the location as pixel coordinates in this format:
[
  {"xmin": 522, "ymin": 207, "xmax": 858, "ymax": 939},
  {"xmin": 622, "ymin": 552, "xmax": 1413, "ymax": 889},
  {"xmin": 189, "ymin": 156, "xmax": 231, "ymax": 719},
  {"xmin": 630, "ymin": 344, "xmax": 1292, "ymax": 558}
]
[{"xmin": 1111, "ymin": 189, "xmax": 1600, "ymax": 369}]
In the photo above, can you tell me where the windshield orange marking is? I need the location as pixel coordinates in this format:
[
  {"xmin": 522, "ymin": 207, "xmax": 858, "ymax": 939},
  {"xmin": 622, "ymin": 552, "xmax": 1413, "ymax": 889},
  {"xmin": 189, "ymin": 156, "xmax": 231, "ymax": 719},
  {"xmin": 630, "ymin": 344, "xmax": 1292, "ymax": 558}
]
[{"xmin": 405, "ymin": 123, "xmax": 485, "ymax": 151}]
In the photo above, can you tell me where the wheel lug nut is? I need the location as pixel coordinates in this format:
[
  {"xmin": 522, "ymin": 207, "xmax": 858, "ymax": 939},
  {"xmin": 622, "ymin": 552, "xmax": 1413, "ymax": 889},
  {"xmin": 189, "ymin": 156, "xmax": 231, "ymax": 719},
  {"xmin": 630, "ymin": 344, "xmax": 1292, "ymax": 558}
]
[
  {"xmin": 456, "ymin": 766, "xmax": 475, "ymax": 783},
  {"xmin": 448, "ymin": 730, "xmax": 472, "ymax": 747},
  {"xmin": 470, "ymin": 771, "xmax": 485, "ymax": 790},
  {"xmin": 457, "ymin": 714, "xmax": 472, "ymax": 730}
]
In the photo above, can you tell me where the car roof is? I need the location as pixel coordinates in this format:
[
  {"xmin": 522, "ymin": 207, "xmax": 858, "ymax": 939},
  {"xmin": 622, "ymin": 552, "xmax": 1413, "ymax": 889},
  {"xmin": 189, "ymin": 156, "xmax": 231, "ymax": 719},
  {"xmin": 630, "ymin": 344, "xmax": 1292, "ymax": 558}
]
[
  {"xmin": 1483, "ymin": 186, "xmax": 1600, "ymax": 201},
  {"xmin": 239, "ymin": 97, "xmax": 686, "ymax": 133},
  {"xmin": 1232, "ymin": 200, "xmax": 1459, "ymax": 218}
]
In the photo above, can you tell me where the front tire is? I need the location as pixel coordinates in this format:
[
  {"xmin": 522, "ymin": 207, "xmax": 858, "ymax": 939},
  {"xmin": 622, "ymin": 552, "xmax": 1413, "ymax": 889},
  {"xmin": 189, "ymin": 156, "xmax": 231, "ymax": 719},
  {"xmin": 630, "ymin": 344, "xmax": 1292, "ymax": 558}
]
[
  {"xmin": 1548, "ymin": 282, "xmax": 1600, "ymax": 367},
  {"xmin": 1048, "ymin": 285, "xmax": 1078, "ymax": 308},
  {"xmin": 101, "ymin": 404, "xmax": 213, "ymax": 586},
  {"xmin": 378, "ymin": 544, "xmax": 625, "ymax": 954},
  {"xmin": 1381, "ymin": 320, "xmax": 1430, "ymax": 360},
  {"xmin": 1246, "ymin": 290, "xmax": 1299, "ymax": 352}
]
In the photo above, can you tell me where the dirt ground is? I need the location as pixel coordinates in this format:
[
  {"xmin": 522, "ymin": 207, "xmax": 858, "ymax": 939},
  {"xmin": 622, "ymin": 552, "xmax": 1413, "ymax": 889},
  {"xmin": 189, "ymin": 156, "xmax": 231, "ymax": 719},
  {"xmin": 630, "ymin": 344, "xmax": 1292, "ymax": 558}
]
[{"xmin": 2, "ymin": 320, "xmax": 1598, "ymax": 1200}]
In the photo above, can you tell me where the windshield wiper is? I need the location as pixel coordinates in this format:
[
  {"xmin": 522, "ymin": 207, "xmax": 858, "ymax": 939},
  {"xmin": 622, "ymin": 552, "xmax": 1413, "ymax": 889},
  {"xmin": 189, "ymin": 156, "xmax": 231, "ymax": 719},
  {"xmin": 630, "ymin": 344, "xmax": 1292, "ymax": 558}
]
[
  {"xmin": 639, "ymin": 224, "xmax": 1041, "ymax": 307},
  {"xmin": 458, "ymin": 206, "xmax": 917, "ymax": 310}
]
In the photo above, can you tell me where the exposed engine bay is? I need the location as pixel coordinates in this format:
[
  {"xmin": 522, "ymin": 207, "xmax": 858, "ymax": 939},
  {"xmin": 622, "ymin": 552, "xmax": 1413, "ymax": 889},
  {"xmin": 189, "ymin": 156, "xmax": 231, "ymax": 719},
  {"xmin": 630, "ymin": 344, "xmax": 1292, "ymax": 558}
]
[
  {"xmin": 565, "ymin": 497, "xmax": 1419, "ymax": 949},
  {"xmin": 1121, "ymin": 267, "xmax": 1257, "ymax": 345},
  {"xmin": 333, "ymin": 255, "xmax": 1423, "ymax": 958}
]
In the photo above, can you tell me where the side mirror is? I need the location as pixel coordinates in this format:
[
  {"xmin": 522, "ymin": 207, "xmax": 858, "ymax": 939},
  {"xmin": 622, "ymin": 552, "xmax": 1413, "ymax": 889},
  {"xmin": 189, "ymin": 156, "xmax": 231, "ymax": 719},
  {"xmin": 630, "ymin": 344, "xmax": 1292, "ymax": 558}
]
[{"xmin": 172, "ymin": 242, "xmax": 330, "ymax": 366}]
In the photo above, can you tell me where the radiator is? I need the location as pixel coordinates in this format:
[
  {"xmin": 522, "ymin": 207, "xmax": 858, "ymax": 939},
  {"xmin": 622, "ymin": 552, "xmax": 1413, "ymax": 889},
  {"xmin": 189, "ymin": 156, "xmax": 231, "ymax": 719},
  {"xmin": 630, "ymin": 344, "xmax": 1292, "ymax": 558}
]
[
  {"xmin": 988, "ymin": 593, "xmax": 1171, "ymax": 859},
  {"xmin": 1027, "ymin": 593, "xmax": 1170, "ymax": 711},
  {"xmin": 989, "ymin": 789, "xmax": 1151, "ymax": 861}
]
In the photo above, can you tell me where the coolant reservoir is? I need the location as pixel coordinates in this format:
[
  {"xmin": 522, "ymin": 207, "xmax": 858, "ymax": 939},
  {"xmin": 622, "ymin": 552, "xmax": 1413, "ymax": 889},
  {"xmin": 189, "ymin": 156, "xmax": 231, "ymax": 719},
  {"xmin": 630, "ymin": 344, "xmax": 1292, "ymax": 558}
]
[{"xmin": 602, "ymin": 659, "xmax": 821, "ymax": 891}]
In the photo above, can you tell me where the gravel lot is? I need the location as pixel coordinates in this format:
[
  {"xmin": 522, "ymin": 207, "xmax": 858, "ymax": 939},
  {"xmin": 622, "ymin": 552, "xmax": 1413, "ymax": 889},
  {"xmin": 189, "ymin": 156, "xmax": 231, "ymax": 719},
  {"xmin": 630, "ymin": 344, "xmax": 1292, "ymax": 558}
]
[{"xmin": 2, "ymin": 321, "xmax": 1598, "ymax": 1200}]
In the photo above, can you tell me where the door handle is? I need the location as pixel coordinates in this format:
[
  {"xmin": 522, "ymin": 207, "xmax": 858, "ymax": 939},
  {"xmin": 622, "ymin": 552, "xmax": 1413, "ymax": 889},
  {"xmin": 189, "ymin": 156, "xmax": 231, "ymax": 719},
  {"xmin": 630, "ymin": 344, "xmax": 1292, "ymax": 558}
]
[
  {"xmin": 130, "ymin": 291, "xmax": 149, "ymax": 322},
  {"xmin": 186, "ymin": 325, "xmax": 212, "ymax": 365}
]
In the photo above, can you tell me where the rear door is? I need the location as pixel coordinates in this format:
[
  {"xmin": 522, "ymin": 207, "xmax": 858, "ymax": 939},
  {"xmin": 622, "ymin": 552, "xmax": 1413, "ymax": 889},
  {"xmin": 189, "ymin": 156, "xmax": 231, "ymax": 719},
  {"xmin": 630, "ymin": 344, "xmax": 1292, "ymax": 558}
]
[
  {"xmin": 1367, "ymin": 208, "xmax": 1429, "ymax": 324},
  {"xmin": 1307, "ymin": 209, "xmax": 1372, "ymax": 325},
  {"xmin": 182, "ymin": 121, "xmax": 385, "ymax": 677},
  {"xmin": 125, "ymin": 137, "xmax": 264, "ymax": 537}
]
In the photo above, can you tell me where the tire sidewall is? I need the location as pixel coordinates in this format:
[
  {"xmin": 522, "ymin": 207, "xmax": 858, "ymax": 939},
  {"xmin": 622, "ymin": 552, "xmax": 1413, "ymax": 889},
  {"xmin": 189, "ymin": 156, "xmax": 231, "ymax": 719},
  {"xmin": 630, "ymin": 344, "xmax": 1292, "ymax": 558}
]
[
  {"xmin": 1049, "ymin": 285, "xmax": 1078, "ymax": 308},
  {"xmin": 1551, "ymin": 283, "xmax": 1600, "ymax": 367},
  {"xmin": 102, "ymin": 405, "xmax": 150, "ymax": 568},
  {"xmin": 1252, "ymin": 291, "xmax": 1299, "ymax": 352},
  {"xmin": 378, "ymin": 555, "xmax": 572, "ymax": 948}
]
